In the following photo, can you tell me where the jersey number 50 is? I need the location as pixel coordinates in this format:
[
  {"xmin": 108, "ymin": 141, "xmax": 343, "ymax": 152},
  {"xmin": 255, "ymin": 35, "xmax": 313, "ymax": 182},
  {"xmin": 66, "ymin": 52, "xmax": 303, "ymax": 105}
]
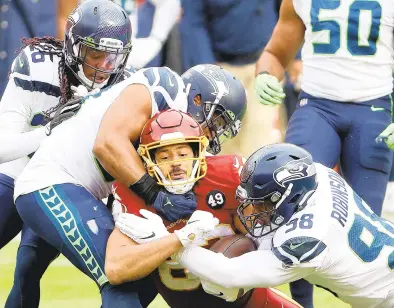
[{"xmin": 311, "ymin": 0, "xmax": 381, "ymax": 55}]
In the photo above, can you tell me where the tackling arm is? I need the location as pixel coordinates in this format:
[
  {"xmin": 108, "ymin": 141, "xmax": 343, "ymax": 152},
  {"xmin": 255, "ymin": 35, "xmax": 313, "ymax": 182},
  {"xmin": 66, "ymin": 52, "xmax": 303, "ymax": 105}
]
[
  {"xmin": 175, "ymin": 245, "xmax": 313, "ymax": 289},
  {"xmin": 93, "ymin": 83, "xmax": 152, "ymax": 186},
  {"xmin": 105, "ymin": 227, "xmax": 182, "ymax": 284},
  {"xmin": 255, "ymin": 0, "xmax": 305, "ymax": 80}
]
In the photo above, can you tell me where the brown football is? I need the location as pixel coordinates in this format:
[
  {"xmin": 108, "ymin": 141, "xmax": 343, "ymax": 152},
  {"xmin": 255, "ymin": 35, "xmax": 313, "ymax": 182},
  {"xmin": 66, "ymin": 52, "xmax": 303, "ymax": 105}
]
[
  {"xmin": 208, "ymin": 234, "xmax": 257, "ymax": 306},
  {"xmin": 210, "ymin": 234, "xmax": 257, "ymax": 257}
]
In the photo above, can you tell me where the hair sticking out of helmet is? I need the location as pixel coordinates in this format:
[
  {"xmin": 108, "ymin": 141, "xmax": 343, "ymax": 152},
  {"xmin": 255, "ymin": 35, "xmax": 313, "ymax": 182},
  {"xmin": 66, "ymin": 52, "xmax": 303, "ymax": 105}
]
[
  {"xmin": 182, "ymin": 64, "xmax": 247, "ymax": 155},
  {"xmin": 138, "ymin": 109, "xmax": 209, "ymax": 194},
  {"xmin": 236, "ymin": 143, "xmax": 318, "ymax": 237}
]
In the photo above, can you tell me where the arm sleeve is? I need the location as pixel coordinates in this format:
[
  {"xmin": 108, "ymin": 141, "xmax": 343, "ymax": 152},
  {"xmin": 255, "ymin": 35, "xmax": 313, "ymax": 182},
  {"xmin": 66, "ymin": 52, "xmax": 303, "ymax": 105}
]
[
  {"xmin": 176, "ymin": 246, "xmax": 314, "ymax": 289},
  {"xmin": 0, "ymin": 70, "xmax": 47, "ymax": 163}
]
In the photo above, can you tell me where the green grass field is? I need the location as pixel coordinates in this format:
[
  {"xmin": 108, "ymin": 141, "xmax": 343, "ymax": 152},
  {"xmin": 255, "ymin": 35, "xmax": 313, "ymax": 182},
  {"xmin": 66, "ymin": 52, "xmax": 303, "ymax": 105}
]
[{"xmin": 0, "ymin": 241, "xmax": 350, "ymax": 308}]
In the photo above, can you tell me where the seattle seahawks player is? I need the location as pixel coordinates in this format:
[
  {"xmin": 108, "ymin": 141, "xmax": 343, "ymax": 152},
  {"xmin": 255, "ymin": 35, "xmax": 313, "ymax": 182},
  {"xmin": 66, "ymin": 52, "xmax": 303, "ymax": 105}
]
[
  {"xmin": 181, "ymin": 64, "xmax": 247, "ymax": 155},
  {"xmin": 12, "ymin": 62, "xmax": 201, "ymax": 307},
  {"xmin": 171, "ymin": 143, "xmax": 394, "ymax": 308},
  {"xmin": 254, "ymin": 0, "xmax": 394, "ymax": 305},
  {"xmin": 1, "ymin": 0, "xmax": 133, "ymax": 306}
]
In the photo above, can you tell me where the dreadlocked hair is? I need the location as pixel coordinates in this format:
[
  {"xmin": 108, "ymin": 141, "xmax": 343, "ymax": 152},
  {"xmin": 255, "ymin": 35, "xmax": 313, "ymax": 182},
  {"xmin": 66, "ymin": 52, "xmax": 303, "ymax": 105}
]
[{"xmin": 20, "ymin": 36, "xmax": 74, "ymax": 120}]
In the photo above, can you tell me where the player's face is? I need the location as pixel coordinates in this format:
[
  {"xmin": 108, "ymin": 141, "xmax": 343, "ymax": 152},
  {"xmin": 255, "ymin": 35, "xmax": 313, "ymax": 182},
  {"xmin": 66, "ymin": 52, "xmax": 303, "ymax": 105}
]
[
  {"xmin": 201, "ymin": 112, "xmax": 227, "ymax": 140},
  {"xmin": 80, "ymin": 45, "xmax": 121, "ymax": 84},
  {"xmin": 154, "ymin": 143, "xmax": 195, "ymax": 181},
  {"xmin": 241, "ymin": 200, "xmax": 275, "ymax": 227}
]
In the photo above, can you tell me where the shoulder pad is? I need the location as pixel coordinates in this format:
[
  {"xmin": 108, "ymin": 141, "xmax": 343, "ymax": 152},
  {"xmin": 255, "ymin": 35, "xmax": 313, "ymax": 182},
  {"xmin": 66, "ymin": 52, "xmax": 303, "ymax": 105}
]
[
  {"xmin": 140, "ymin": 67, "xmax": 187, "ymax": 111},
  {"xmin": 272, "ymin": 236, "xmax": 327, "ymax": 266},
  {"xmin": 11, "ymin": 45, "xmax": 61, "ymax": 97},
  {"xmin": 11, "ymin": 49, "xmax": 30, "ymax": 76}
]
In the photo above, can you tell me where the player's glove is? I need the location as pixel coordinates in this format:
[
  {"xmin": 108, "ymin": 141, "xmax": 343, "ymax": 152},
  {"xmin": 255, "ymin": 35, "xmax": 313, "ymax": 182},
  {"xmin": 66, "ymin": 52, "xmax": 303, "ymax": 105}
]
[
  {"xmin": 115, "ymin": 209, "xmax": 169, "ymax": 244},
  {"xmin": 254, "ymin": 72, "xmax": 285, "ymax": 105},
  {"xmin": 45, "ymin": 97, "xmax": 83, "ymax": 136},
  {"xmin": 201, "ymin": 280, "xmax": 251, "ymax": 302},
  {"xmin": 174, "ymin": 210, "xmax": 219, "ymax": 247},
  {"xmin": 153, "ymin": 190, "xmax": 198, "ymax": 222},
  {"xmin": 377, "ymin": 123, "xmax": 394, "ymax": 150}
]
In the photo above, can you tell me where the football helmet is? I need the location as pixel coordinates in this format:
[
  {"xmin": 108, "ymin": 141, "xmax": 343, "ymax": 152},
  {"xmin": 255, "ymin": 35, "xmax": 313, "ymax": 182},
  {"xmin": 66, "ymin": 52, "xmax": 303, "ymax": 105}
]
[
  {"xmin": 138, "ymin": 109, "xmax": 209, "ymax": 194},
  {"xmin": 236, "ymin": 143, "xmax": 318, "ymax": 237},
  {"xmin": 64, "ymin": 0, "xmax": 132, "ymax": 89},
  {"xmin": 182, "ymin": 64, "xmax": 247, "ymax": 154}
]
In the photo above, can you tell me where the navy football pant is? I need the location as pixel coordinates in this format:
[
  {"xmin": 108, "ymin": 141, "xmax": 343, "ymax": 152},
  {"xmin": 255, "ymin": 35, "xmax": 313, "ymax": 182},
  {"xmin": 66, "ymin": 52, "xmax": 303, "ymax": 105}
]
[
  {"xmin": 15, "ymin": 183, "xmax": 156, "ymax": 308},
  {"xmin": 0, "ymin": 174, "xmax": 22, "ymax": 249},
  {"xmin": 285, "ymin": 92, "xmax": 393, "ymax": 308}
]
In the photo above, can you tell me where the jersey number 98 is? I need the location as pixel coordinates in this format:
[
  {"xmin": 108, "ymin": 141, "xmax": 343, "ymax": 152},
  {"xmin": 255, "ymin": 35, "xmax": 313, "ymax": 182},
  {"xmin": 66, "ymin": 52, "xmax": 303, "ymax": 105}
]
[{"xmin": 348, "ymin": 192, "xmax": 394, "ymax": 269}]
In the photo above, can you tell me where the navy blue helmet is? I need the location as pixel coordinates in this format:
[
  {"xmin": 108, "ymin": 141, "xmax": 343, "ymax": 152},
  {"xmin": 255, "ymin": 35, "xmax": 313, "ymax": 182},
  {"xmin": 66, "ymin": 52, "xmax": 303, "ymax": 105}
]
[
  {"xmin": 237, "ymin": 143, "xmax": 318, "ymax": 238},
  {"xmin": 181, "ymin": 64, "xmax": 247, "ymax": 155},
  {"xmin": 64, "ymin": 0, "xmax": 132, "ymax": 89}
]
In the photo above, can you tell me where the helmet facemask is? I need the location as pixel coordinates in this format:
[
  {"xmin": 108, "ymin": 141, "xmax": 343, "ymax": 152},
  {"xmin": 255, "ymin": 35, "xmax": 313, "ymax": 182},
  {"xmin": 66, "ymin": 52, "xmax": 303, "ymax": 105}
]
[
  {"xmin": 138, "ymin": 136, "xmax": 209, "ymax": 194},
  {"xmin": 66, "ymin": 36, "xmax": 131, "ymax": 90},
  {"xmin": 236, "ymin": 185, "xmax": 293, "ymax": 238},
  {"xmin": 200, "ymin": 99, "xmax": 242, "ymax": 155}
]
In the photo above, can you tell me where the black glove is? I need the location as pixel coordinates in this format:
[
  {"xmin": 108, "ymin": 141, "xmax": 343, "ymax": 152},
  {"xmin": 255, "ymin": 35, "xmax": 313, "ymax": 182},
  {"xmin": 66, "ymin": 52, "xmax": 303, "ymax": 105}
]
[
  {"xmin": 46, "ymin": 97, "xmax": 83, "ymax": 136},
  {"xmin": 153, "ymin": 190, "xmax": 197, "ymax": 222}
]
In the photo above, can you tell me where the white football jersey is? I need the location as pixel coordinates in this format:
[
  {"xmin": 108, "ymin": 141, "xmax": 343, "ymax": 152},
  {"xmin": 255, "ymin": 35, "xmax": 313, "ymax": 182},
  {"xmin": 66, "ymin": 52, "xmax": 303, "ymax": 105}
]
[
  {"xmin": 14, "ymin": 67, "xmax": 188, "ymax": 200},
  {"xmin": 271, "ymin": 163, "xmax": 394, "ymax": 307},
  {"xmin": 0, "ymin": 44, "xmax": 62, "ymax": 179},
  {"xmin": 293, "ymin": 0, "xmax": 394, "ymax": 102}
]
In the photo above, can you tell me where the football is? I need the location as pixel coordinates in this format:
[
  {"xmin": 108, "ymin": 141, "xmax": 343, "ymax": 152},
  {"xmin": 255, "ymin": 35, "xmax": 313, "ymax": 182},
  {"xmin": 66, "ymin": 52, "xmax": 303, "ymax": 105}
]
[
  {"xmin": 210, "ymin": 234, "xmax": 257, "ymax": 257},
  {"xmin": 208, "ymin": 234, "xmax": 257, "ymax": 306}
]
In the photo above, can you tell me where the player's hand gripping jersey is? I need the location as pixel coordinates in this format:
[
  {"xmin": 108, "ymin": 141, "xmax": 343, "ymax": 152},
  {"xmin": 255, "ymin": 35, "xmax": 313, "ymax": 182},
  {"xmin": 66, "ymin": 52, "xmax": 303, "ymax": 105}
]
[
  {"xmin": 14, "ymin": 67, "xmax": 187, "ymax": 200},
  {"xmin": 114, "ymin": 155, "xmax": 301, "ymax": 308},
  {"xmin": 295, "ymin": 0, "xmax": 393, "ymax": 101}
]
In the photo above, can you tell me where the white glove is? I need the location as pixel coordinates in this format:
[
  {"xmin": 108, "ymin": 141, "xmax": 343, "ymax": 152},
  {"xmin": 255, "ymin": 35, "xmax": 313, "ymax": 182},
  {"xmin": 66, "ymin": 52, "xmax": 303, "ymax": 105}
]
[
  {"xmin": 115, "ymin": 210, "xmax": 169, "ymax": 244},
  {"xmin": 201, "ymin": 279, "xmax": 244, "ymax": 302},
  {"xmin": 202, "ymin": 280, "xmax": 253, "ymax": 302},
  {"xmin": 174, "ymin": 210, "xmax": 219, "ymax": 247},
  {"xmin": 254, "ymin": 73, "xmax": 286, "ymax": 105}
]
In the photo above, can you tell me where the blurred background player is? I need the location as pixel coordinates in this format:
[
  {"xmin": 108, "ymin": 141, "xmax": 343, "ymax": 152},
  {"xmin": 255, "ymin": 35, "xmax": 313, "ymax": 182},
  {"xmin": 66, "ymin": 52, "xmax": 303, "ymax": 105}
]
[
  {"xmin": 180, "ymin": 0, "xmax": 283, "ymax": 158},
  {"xmin": 110, "ymin": 109, "xmax": 302, "ymax": 308},
  {"xmin": 173, "ymin": 143, "xmax": 394, "ymax": 308},
  {"xmin": 254, "ymin": 0, "xmax": 394, "ymax": 306},
  {"xmin": 0, "ymin": 1, "xmax": 133, "ymax": 306},
  {"xmin": 0, "ymin": 0, "xmax": 79, "ymax": 98}
]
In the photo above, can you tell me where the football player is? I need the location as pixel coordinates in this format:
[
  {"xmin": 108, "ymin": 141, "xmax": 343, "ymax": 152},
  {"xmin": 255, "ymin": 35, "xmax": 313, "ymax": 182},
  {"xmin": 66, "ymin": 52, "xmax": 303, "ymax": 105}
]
[
  {"xmin": 254, "ymin": 0, "xmax": 394, "ymax": 305},
  {"xmin": 11, "ymin": 58, "xmax": 193, "ymax": 307},
  {"xmin": 1, "ymin": 0, "xmax": 133, "ymax": 306},
  {"xmin": 168, "ymin": 143, "xmax": 394, "ymax": 308},
  {"xmin": 109, "ymin": 110, "xmax": 302, "ymax": 308}
]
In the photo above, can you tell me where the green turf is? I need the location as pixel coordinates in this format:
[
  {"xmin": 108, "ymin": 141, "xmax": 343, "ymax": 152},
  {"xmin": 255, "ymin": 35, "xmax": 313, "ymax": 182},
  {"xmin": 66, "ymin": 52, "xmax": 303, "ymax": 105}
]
[{"xmin": 0, "ymin": 241, "xmax": 350, "ymax": 307}]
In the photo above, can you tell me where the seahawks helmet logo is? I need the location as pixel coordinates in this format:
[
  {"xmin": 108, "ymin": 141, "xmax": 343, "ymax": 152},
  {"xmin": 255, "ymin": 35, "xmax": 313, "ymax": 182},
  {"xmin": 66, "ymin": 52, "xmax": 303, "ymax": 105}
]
[
  {"xmin": 194, "ymin": 65, "xmax": 230, "ymax": 98},
  {"xmin": 273, "ymin": 157, "xmax": 316, "ymax": 187}
]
